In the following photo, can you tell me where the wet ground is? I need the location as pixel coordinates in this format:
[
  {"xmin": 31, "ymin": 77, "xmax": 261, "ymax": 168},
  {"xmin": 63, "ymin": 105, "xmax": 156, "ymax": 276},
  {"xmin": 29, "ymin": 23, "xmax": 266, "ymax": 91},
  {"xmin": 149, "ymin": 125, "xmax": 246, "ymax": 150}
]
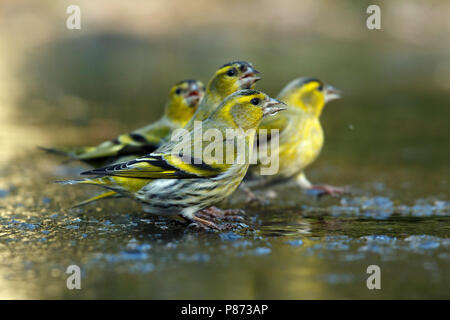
[
  {"xmin": 1, "ymin": 0, "xmax": 449, "ymax": 298},
  {"xmin": 0, "ymin": 153, "xmax": 448, "ymax": 299}
]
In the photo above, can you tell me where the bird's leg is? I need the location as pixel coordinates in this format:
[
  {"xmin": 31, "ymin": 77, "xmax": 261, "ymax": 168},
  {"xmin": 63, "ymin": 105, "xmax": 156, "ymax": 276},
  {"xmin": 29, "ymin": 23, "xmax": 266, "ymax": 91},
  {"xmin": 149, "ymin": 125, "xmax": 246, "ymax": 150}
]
[
  {"xmin": 193, "ymin": 215, "xmax": 221, "ymax": 229},
  {"xmin": 295, "ymin": 172, "xmax": 351, "ymax": 198},
  {"xmin": 240, "ymin": 184, "xmax": 270, "ymax": 205},
  {"xmin": 187, "ymin": 215, "xmax": 222, "ymax": 230},
  {"xmin": 198, "ymin": 206, "xmax": 244, "ymax": 221},
  {"xmin": 180, "ymin": 210, "xmax": 221, "ymax": 230},
  {"xmin": 295, "ymin": 172, "xmax": 313, "ymax": 189},
  {"xmin": 308, "ymin": 184, "xmax": 351, "ymax": 198}
]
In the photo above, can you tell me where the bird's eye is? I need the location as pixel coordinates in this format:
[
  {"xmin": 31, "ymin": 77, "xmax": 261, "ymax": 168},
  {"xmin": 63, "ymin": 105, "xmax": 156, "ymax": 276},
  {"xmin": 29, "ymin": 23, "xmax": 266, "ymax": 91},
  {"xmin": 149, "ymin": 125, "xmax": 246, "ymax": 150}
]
[
  {"xmin": 251, "ymin": 98, "xmax": 260, "ymax": 105},
  {"xmin": 175, "ymin": 88, "xmax": 182, "ymax": 95},
  {"xmin": 227, "ymin": 68, "xmax": 237, "ymax": 77},
  {"xmin": 317, "ymin": 85, "xmax": 323, "ymax": 91}
]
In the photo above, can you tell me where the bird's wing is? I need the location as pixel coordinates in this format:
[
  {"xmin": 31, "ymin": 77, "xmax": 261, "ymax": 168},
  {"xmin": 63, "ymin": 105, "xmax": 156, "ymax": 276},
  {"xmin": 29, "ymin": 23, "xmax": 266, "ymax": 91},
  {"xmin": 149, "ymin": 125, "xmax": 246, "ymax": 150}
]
[
  {"xmin": 75, "ymin": 132, "xmax": 159, "ymax": 160},
  {"xmin": 39, "ymin": 145, "xmax": 98, "ymax": 159},
  {"xmin": 80, "ymin": 153, "xmax": 223, "ymax": 179},
  {"xmin": 75, "ymin": 119, "xmax": 177, "ymax": 160}
]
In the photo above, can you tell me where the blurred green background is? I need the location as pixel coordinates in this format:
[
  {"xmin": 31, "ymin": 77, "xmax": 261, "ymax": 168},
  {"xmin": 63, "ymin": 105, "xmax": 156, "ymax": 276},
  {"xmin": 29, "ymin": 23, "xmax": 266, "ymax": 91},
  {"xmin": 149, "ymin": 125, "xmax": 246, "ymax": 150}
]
[
  {"xmin": 0, "ymin": 0, "xmax": 449, "ymax": 300},
  {"xmin": 1, "ymin": 0, "xmax": 449, "ymax": 171}
]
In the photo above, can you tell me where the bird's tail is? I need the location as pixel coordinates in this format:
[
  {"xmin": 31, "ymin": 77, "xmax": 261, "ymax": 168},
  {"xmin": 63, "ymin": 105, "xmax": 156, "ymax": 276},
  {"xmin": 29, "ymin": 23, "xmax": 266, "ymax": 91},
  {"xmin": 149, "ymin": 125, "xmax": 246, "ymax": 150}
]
[
  {"xmin": 38, "ymin": 146, "xmax": 93, "ymax": 159},
  {"xmin": 56, "ymin": 176, "xmax": 111, "ymax": 186},
  {"xmin": 56, "ymin": 177, "xmax": 122, "ymax": 207},
  {"xmin": 71, "ymin": 190, "xmax": 120, "ymax": 208}
]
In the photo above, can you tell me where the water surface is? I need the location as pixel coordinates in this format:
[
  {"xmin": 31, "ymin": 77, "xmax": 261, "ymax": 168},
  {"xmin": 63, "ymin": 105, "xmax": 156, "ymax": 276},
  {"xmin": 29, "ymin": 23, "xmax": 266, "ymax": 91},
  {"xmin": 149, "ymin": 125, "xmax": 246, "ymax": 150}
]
[{"xmin": 0, "ymin": 153, "xmax": 448, "ymax": 299}]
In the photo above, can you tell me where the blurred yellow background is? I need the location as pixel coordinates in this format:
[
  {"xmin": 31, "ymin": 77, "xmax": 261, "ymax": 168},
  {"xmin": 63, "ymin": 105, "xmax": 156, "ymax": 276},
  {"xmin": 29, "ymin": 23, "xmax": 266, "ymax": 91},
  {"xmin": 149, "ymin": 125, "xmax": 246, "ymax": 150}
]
[{"xmin": 0, "ymin": 0, "xmax": 449, "ymax": 170}]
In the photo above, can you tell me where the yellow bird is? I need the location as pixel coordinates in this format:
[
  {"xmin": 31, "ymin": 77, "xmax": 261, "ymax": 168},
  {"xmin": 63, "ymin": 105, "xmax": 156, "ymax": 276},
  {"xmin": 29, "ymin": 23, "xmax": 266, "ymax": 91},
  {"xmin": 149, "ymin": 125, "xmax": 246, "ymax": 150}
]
[
  {"xmin": 249, "ymin": 77, "xmax": 347, "ymax": 197},
  {"xmin": 181, "ymin": 61, "xmax": 260, "ymax": 131},
  {"xmin": 42, "ymin": 80, "xmax": 205, "ymax": 166},
  {"xmin": 69, "ymin": 61, "xmax": 261, "ymax": 207},
  {"xmin": 61, "ymin": 90, "xmax": 285, "ymax": 229}
]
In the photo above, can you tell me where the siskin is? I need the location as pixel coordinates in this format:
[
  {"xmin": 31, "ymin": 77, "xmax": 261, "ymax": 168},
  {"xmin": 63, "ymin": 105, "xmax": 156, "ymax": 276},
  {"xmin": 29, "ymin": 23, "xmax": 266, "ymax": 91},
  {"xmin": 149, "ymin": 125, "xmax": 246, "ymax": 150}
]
[
  {"xmin": 249, "ymin": 77, "xmax": 347, "ymax": 197},
  {"xmin": 42, "ymin": 80, "xmax": 205, "ymax": 166},
  {"xmin": 64, "ymin": 61, "xmax": 261, "ymax": 207},
  {"xmin": 181, "ymin": 61, "xmax": 260, "ymax": 131},
  {"xmin": 61, "ymin": 90, "xmax": 285, "ymax": 229}
]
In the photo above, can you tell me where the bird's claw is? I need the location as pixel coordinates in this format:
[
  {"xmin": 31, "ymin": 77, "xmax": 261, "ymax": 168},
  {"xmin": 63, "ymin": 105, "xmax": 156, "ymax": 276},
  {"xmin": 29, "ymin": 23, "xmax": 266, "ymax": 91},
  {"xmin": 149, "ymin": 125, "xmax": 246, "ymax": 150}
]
[
  {"xmin": 199, "ymin": 206, "xmax": 245, "ymax": 219},
  {"xmin": 188, "ymin": 215, "xmax": 222, "ymax": 230},
  {"xmin": 183, "ymin": 207, "xmax": 246, "ymax": 231}
]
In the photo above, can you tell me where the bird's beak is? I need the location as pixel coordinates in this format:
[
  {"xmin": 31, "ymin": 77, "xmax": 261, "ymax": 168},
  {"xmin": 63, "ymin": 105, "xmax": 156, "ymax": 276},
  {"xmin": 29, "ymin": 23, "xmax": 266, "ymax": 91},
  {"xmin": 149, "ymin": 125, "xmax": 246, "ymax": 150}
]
[
  {"xmin": 262, "ymin": 98, "xmax": 286, "ymax": 116},
  {"xmin": 238, "ymin": 66, "xmax": 261, "ymax": 89},
  {"xmin": 185, "ymin": 84, "xmax": 204, "ymax": 107},
  {"xmin": 324, "ymin": 84, "xmax": 341, "ymax": 103}
]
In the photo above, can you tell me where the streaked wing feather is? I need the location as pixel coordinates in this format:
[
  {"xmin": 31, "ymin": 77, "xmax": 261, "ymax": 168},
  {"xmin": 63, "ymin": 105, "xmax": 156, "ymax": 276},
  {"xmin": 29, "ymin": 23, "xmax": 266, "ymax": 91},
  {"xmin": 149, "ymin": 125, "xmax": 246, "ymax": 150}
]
[{"xmin": 80, "ymin": 154, "xmax": 222, "ymax": 179}]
